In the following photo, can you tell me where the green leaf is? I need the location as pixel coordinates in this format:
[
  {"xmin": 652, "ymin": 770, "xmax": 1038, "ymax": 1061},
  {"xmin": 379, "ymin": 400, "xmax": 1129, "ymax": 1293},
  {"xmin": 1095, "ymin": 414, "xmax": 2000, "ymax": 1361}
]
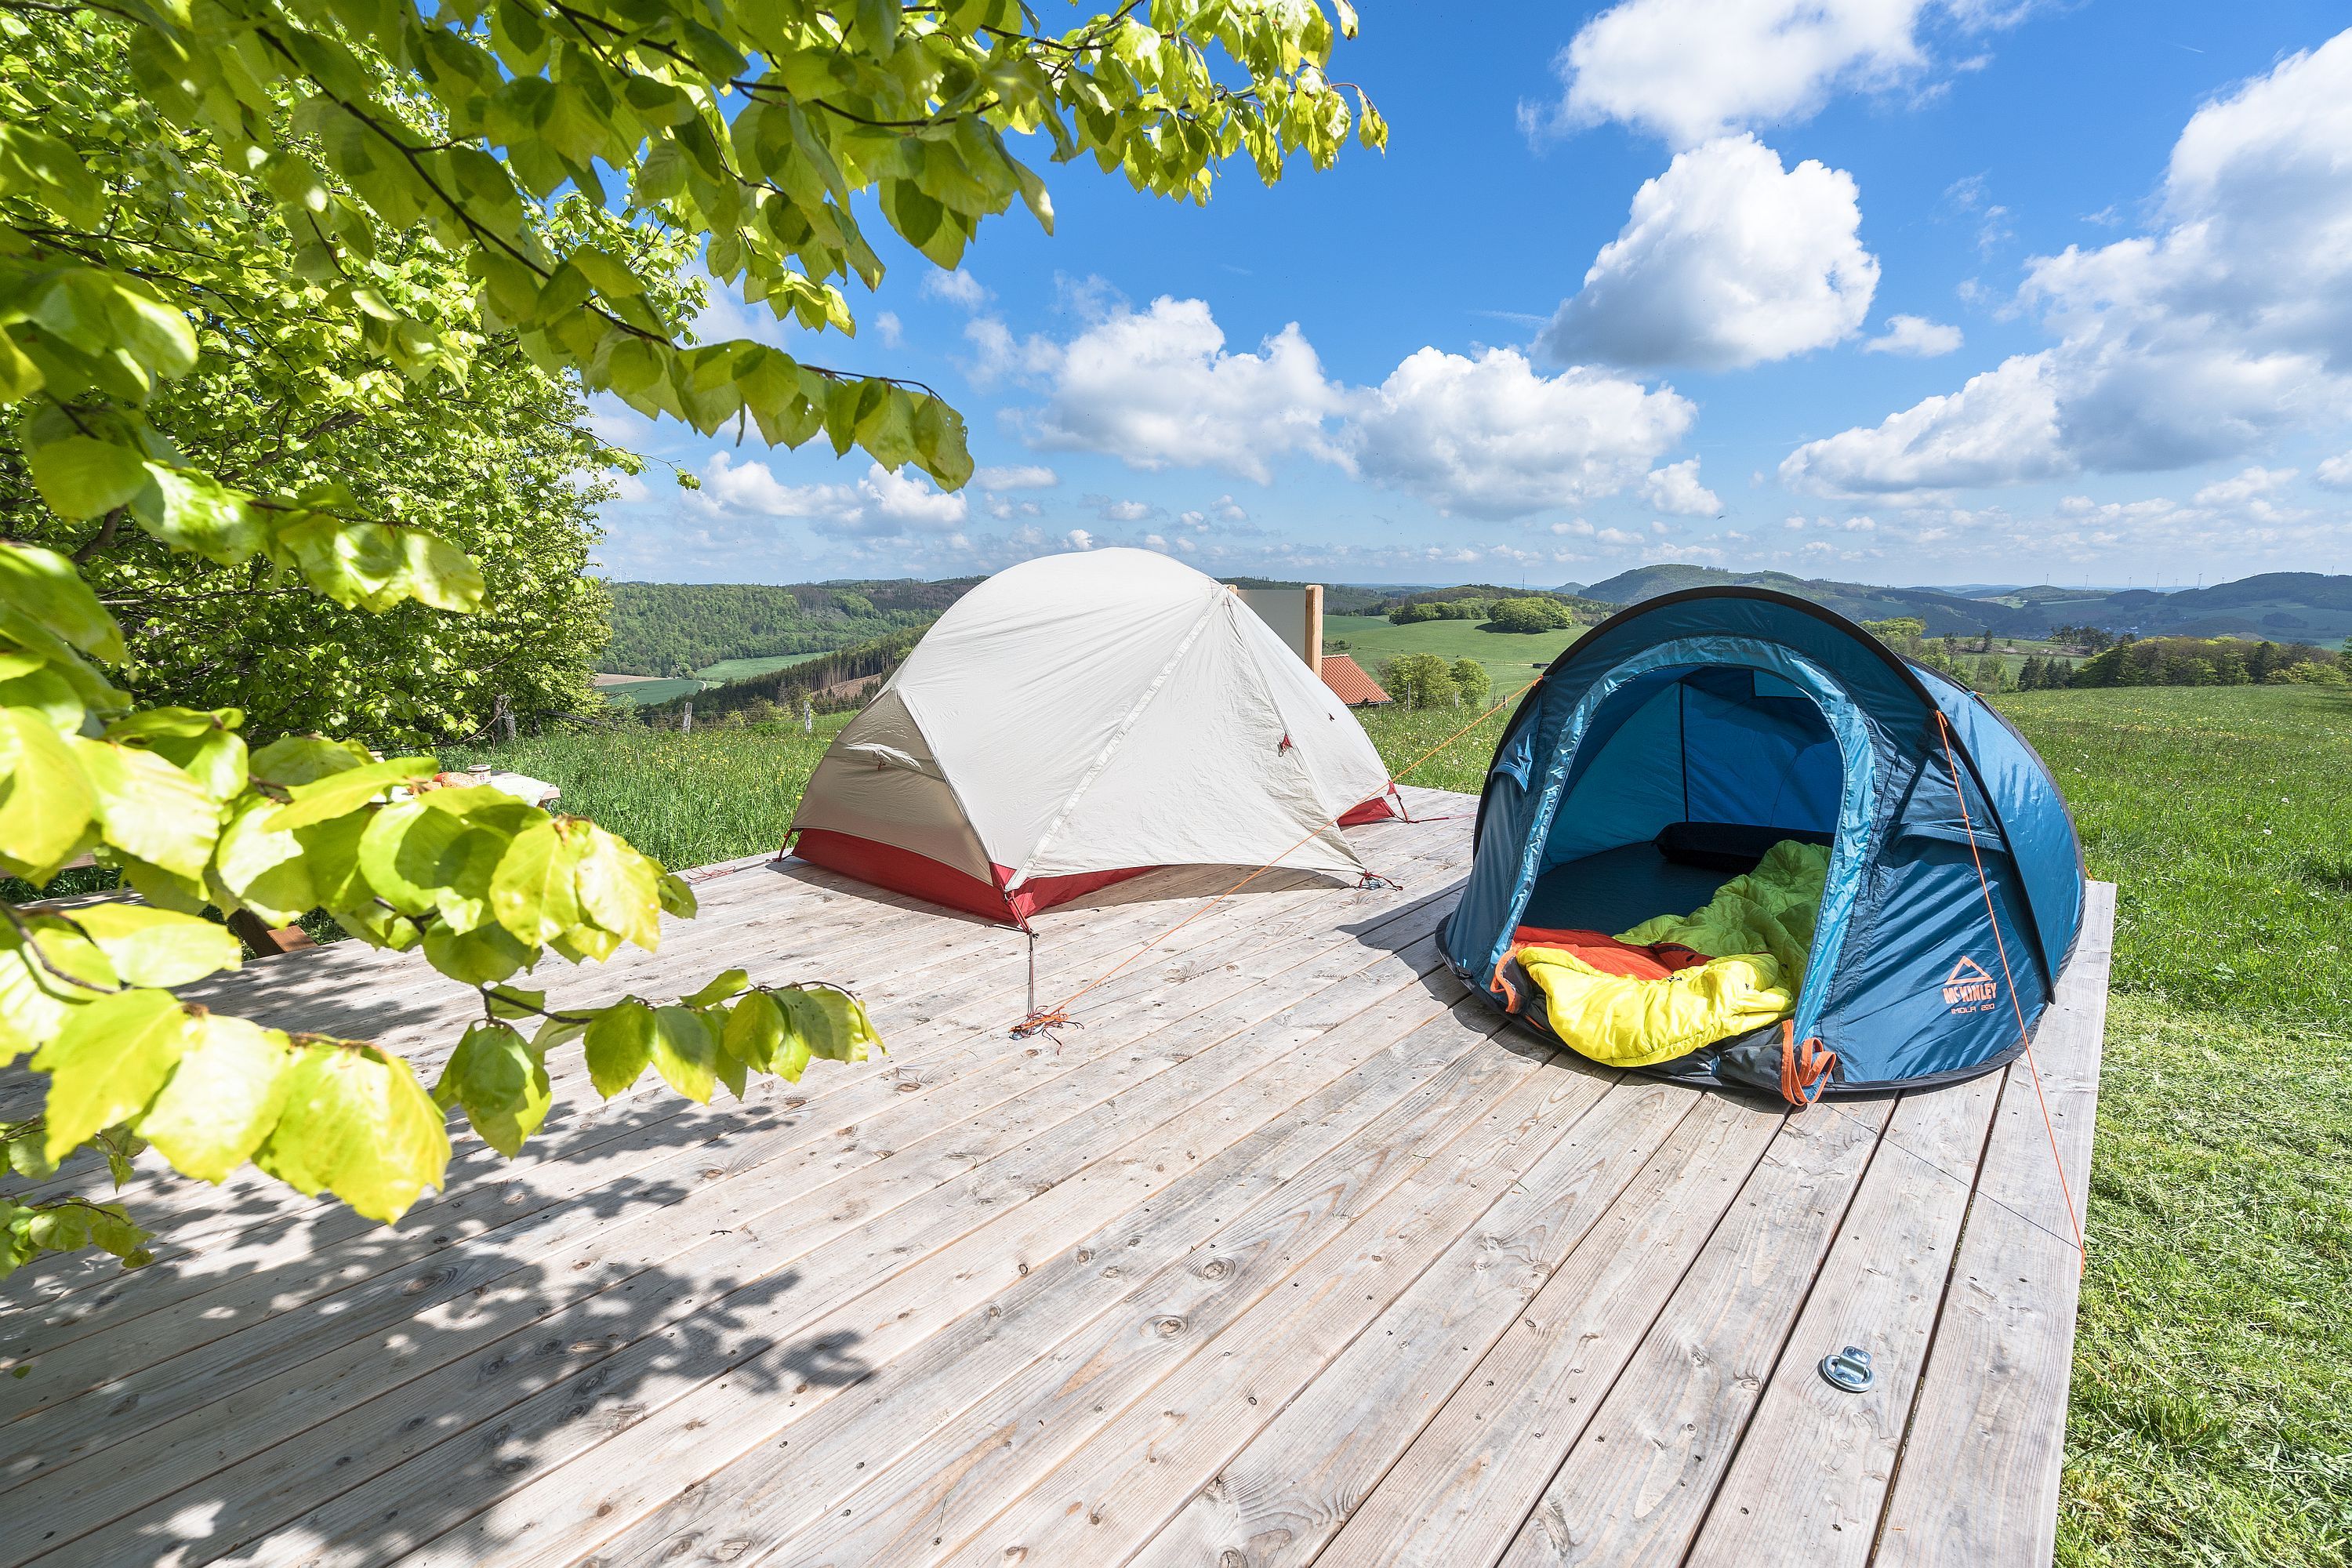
[
  {"xmin": 31, "ymin": 988, "xmax": 195, "ymax": 1163},
  {"xmin": 720, "ymin": 988, "xmax": 784, "ymax": 1072},
  {"xmin": 69, "ymin": 904, "xmax": 241, "ymax": 987},
  {"xmin": 681, "ymin": 967, "xmax": 749, "ymax": 1008},
  {"xmin": 655, "ymin": 871, "xmax": 697, "ymax": 918},
  {"xmin": 26, "ymin": 436, "xmax": 147, "ymax": 521},
  {"xmin": 582, "ymin": 999, "xmax": 655, "ymax": 1098},
  {"xmin": 105, "ymin": 708, "xmax": 247, "ymax": 800},
  {"xmin": 135, "ymin": 1013, "xmax": 296, "ymax": 1183},
  {"xmin": 490, "ymin": 818, "xmax": 583, "ymax": 946},
  {"xmin": 782, "ymin": 985, "xmax": 881, "ymax": 1064},
  {"xmin": 395, "ymin": 529, "xmax": 486, "ymax": 612},
  {"xmin": 0, "ymin": 705, "xmax": 96, "ymax": 879},
  {"xmin": 71, "ymin": 736, "xmax": 220, "ymax": 880},
  {"xmin": 574, "ymin": 824, "xmax": 662, "ymax": 950},
  {"xmin": 0, "ymin": 540, "xmax": 125, "ymax": 662},
  {"xmin": 253, "ymin": 1041, "xmax": 451, "ymax": 1223},
  {"xmin": 357, "ymin": 797, "xmax": 468, "ymax": 917},
  {"xmin": 421, "ymin": 919, "xmax": 533, "ymax": 985},
  {"xmin": 0, "ymin": 918, "xmax": 114, "ymax": 1067},
  {"xmin": 712, "ymin": 1022, "xmax": 747, "ymax": 1098},
  {"xmin": 268, "ymin": 756, "xmax": 434, "ymax": 829},
  {"xmin": 484, "ymin": 985, "xmax": 544, "ymax": 1020},
  {"xmin": 212, "ymin": 796, "xmax": 315, "ymax": 926},
  {"xmin": 131, "ymin": 464, "xmax": 263, "ymax": 564},
  {"xmin": 249, "ymin": 734, "xmax": 372, "ymax": 786},
  {"xmin": 649, "ymin": 1004, "xmax": 717, "ymax": 1104},
  {"xmin": 431, "ymin": 1022, "xmax": 551, "ymax": 1157}
]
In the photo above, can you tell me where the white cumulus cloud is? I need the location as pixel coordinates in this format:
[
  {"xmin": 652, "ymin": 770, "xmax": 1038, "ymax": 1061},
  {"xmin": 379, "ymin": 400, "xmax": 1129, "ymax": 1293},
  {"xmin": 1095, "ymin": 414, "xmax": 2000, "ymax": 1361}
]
[
  {"xmin": 1780, "ymin": 351, "xmax": 2067, "ymax": 495},
  {"xmin": 1540, "ymin": 136, "xmax": 1878, "ymax": 371},
  {"xmin": 2316, "ymin": 452, "xmax": 2352, "ymax": 490},
  {"xmin": 1344, "ymin": 347, "xmax": 1695, "ymax": 520},
  {"xmin": 1004, "ymin": 300, "xmax": 1698, "ymax": 521},
  {"xmin": 1864, "ymin": 314, "xmax": 1964, "ymax": 356},
  {"xmin": 922, "ymin": 269, "xmax": 989, "ymax": 309},
  {"xmin": 1785, "ymin": 31, "xmax": 2352, "ymax": 496},
  {"xmin": 1530, "ymin": 0, "xmax": 2033, "ymax": 148},
  {"xmin": 1026, "ymin": 297, "xmax": 1347, "ymax": 483},
  {"xmin": 1641, "ymin": 458, "xmax": 1722, "ymax": 515},
  {"xmin": 2191, "ymin": 466, "xmax": 2296, "ymax": 507},
  {"xmin": 975, "ymin": 464, "xmax": 1059, "ymax": 491},
  {"xmin": 697, "ymin": 455, "xmax": 967, "ymax": 537}
]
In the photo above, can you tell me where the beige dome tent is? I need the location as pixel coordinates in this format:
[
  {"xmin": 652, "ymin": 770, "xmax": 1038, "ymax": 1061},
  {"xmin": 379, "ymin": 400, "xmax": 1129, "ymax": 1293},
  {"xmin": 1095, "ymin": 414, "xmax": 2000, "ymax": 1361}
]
[{"xmin": 787, "ymin": 548, "xmax": 1402, "ymax": 925}]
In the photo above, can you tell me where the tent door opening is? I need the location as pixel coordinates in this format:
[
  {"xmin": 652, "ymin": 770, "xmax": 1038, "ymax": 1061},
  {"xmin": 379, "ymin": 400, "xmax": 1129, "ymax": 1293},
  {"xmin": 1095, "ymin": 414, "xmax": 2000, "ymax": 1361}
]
[{"xmin": 1491, "ymin": 644, "xmax": 1879, "ymax": 1062}]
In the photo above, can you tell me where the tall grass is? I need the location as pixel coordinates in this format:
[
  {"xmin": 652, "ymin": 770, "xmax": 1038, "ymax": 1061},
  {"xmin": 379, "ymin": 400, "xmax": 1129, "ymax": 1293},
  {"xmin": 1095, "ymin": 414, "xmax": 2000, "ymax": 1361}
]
[
  {"xmin": 442, "ymin": 715, "xmax": 851, "ymax": 869},
  {"xmin": 1997, "ymin": 685, "xmax": 2352, "ymax": 1568}
]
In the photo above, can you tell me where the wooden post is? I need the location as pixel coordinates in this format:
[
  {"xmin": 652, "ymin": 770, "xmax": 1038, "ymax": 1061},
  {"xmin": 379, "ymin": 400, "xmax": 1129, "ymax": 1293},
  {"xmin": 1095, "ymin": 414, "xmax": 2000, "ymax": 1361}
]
[
  {"xmin": 497, "ymin": 692, "xmax": 516, "ymax": 743},
  {"xmin": 681, "ymin": 700, "xmax": 693, "ymax": 734},
  {"xmin": 226, "ymin": 909, "xmax": 318, "ymax": 956},
  {"xmin": 1305, "ymin": 583, "xmax": 1323, "ymax": 679}
]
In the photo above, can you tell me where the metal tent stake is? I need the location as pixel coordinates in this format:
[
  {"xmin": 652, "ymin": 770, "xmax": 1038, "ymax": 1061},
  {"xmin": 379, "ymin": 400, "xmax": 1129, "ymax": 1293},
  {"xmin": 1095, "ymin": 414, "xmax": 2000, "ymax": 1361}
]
[{"xmin": 1027, "ymin": 930, "xmax": 1037, "ymax": 1020}]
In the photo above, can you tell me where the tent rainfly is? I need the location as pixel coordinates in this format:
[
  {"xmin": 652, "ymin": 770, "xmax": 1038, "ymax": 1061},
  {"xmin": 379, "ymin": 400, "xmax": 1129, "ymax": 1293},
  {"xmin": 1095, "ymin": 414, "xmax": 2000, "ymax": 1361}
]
[
  {"xmin": 787, "ymin": 549, "xmax": 1403, "ymax": 925},
  {"xmin": 1444, "ymin": 586, "xmax": 2087, "ymax": 1103}
]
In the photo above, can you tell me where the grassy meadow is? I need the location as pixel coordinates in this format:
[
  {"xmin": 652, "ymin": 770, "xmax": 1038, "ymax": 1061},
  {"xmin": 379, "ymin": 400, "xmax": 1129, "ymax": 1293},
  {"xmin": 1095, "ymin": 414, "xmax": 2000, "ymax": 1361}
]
[
  {"xmin": 1323, "ymin": 612, "xmax": 1581, "ymax": 695},
  {"xmin": 442, "ymin": 714, "xmax": 853, "ymax": 869},
  {"xmin": 437, "ymin": 683, "xmax": 2350, "ymax": 1565}
]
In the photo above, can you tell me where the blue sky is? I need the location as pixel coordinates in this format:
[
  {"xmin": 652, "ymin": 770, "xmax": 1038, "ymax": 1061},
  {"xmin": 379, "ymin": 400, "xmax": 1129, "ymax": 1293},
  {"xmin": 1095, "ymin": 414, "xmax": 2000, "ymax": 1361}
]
[{"xmin": 593, "ymin": 1, "xmax": 2352, "ymax": 590}]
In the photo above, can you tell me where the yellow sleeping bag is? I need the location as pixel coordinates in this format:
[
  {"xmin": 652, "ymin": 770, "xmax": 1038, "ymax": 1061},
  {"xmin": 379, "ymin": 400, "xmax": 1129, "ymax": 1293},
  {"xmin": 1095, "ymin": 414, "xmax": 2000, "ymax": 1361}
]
[{"xmin": 1519, "ymin": 840, "xmax": 1831, "ymax": 1069}]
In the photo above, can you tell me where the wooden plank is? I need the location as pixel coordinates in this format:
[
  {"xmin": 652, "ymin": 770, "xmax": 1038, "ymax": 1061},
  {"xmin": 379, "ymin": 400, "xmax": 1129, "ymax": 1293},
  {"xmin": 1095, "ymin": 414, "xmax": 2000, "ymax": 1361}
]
[
  {"xmin": 800, "ymin": 1044, "xmax": 1609, "ymax": 1568},
  {"xmin": 19, "ymin": 912, "xmax": 1468, "ymax": 1565},
  {"xmin": 1127, "ymin": 1080, "xmax": 1700, "ymax": 1568},
  {"xmin": 0, "ymin": 868, "xmax": 1472, "ymax": 1503},
  {"xmin": 1490, "ymin": 1099, "xmax": 1893, "ymax": 1567},
  {"xmin": 1871, "ymin": 882, "xmax": 2113, "ymax": 1568},
  {"xmin": 0, "ymin": 815, "xmax": 1432, "ymax": 1239},
  {"xmin": 1312, "ymin": 1094, "xmax": 1785, "ymax": 1568},
  {"xmin": 751, "ymin": 1030, "xmax": 1595, "ymax": 1568},
  {"xmin": 1680, "ymin": 1075, "xmax": 2002, "ymax": 1568},
  {"xmin": 1, "ymin": 821, "xmax": 1470, "ymax": 1374},
  {"xmin": 0, "ymin": 846, "xmax": 1468, "ymax": 1439},
  {"xmin": 441, "ymin": 1001, "xmax": 1530, "ymax": 1568}
]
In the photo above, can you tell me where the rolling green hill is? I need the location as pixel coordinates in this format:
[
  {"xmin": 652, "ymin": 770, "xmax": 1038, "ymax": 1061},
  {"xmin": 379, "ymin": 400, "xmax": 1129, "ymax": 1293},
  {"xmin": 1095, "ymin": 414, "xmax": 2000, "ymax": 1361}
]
[
  {"xmin": 1574, "ymin": 564, "xmax": 2352, "ymax": 646},
  {"xmin": 599, "ymin": 578, "xmax": 982, "ymax": 676},
  {"xmin": 1574, "ymin": 564, "xmax": 2035, "ymax": 636}
]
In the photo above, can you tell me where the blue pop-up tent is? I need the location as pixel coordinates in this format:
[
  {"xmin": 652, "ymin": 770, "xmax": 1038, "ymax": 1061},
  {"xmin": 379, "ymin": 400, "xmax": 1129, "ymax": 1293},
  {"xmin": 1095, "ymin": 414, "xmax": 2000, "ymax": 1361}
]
[{"xmin": 1441, "ymin": 587, "xmax": 2085, "ymax": 1102}]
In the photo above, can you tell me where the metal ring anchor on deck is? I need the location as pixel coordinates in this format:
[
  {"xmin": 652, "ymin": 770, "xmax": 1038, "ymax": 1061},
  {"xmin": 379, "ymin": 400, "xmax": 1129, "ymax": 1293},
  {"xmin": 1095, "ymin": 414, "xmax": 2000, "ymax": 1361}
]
[{"xmin": 1818, "ymin": 1345, "xmax": 1875, "ymax": 1392}]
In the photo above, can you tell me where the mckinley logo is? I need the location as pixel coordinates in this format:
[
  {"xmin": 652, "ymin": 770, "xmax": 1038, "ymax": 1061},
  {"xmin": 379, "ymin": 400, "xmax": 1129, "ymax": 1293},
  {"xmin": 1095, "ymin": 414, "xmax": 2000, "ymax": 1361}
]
[{"xmin": 1942, "ymin": 956, "xmax": 1998, "ymax": 1014}]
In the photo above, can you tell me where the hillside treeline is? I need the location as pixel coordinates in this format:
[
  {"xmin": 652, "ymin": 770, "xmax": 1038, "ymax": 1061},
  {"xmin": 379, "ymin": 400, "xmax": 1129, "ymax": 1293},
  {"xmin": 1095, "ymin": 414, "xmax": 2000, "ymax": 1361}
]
[
  {"xmin": 601, "ymin": 579, "xmax": 979, "ymax": 675},
  {"xmin": 637, "ymin": 627, "xmax": 926, "ymax": 725},
  {"xmin": 2070, "ymin": 636, "xmax": 2346, "ymax": 688}
]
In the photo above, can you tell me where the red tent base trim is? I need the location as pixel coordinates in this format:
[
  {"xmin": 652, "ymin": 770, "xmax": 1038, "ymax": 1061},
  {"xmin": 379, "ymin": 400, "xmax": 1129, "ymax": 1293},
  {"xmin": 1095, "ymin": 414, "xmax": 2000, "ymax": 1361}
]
[{"xmin": 791, "ymin": 829, "xmax": 1156, "ymax": 926}]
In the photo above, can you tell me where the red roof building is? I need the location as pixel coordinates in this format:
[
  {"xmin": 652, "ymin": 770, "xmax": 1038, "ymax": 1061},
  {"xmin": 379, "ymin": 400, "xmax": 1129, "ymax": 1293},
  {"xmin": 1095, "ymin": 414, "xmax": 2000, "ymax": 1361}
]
[{"xmin": 1319, "ymin": 653, "xmax": 1392, "ymax": 707}]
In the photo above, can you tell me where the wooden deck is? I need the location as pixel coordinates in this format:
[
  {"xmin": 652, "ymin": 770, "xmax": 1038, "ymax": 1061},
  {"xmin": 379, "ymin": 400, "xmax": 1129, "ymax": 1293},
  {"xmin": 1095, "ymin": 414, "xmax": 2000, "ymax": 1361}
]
[{"xmin": 0, "ymin": 786, "xmax": 2112, "ymax": 1568}]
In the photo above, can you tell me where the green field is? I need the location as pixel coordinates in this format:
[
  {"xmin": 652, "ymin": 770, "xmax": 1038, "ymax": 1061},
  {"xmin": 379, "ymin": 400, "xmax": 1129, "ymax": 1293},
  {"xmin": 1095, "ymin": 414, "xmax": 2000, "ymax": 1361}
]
[
  {"xmin": 1323, "ymin": 612, "xmax": 1580, "ymax": 698},
  {"xmin": 594, "ymin": 676, "xmax": 703, "ymax": 707},
  {"xmin": 439, "ymin": 684, "xmax": 2351, "ymax": 1564},
  {"xmin": 596, "ymin": 651, "xmax": 840, "ymax": 706},
  {"xmin": 691, "ymin": 651, "xmax": 833, "ymax": 685}
]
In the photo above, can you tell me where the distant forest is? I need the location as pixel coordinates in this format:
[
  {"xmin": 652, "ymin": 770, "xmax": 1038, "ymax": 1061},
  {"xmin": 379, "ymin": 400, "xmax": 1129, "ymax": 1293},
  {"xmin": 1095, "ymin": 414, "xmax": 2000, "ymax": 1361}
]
[
  {"xmin": 600, "ymin": 579, "xmax": 981, "ymax": 675},
  {"xmin": 638, "ymin": 626, "xmax": 927, "ymax": 724}
]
